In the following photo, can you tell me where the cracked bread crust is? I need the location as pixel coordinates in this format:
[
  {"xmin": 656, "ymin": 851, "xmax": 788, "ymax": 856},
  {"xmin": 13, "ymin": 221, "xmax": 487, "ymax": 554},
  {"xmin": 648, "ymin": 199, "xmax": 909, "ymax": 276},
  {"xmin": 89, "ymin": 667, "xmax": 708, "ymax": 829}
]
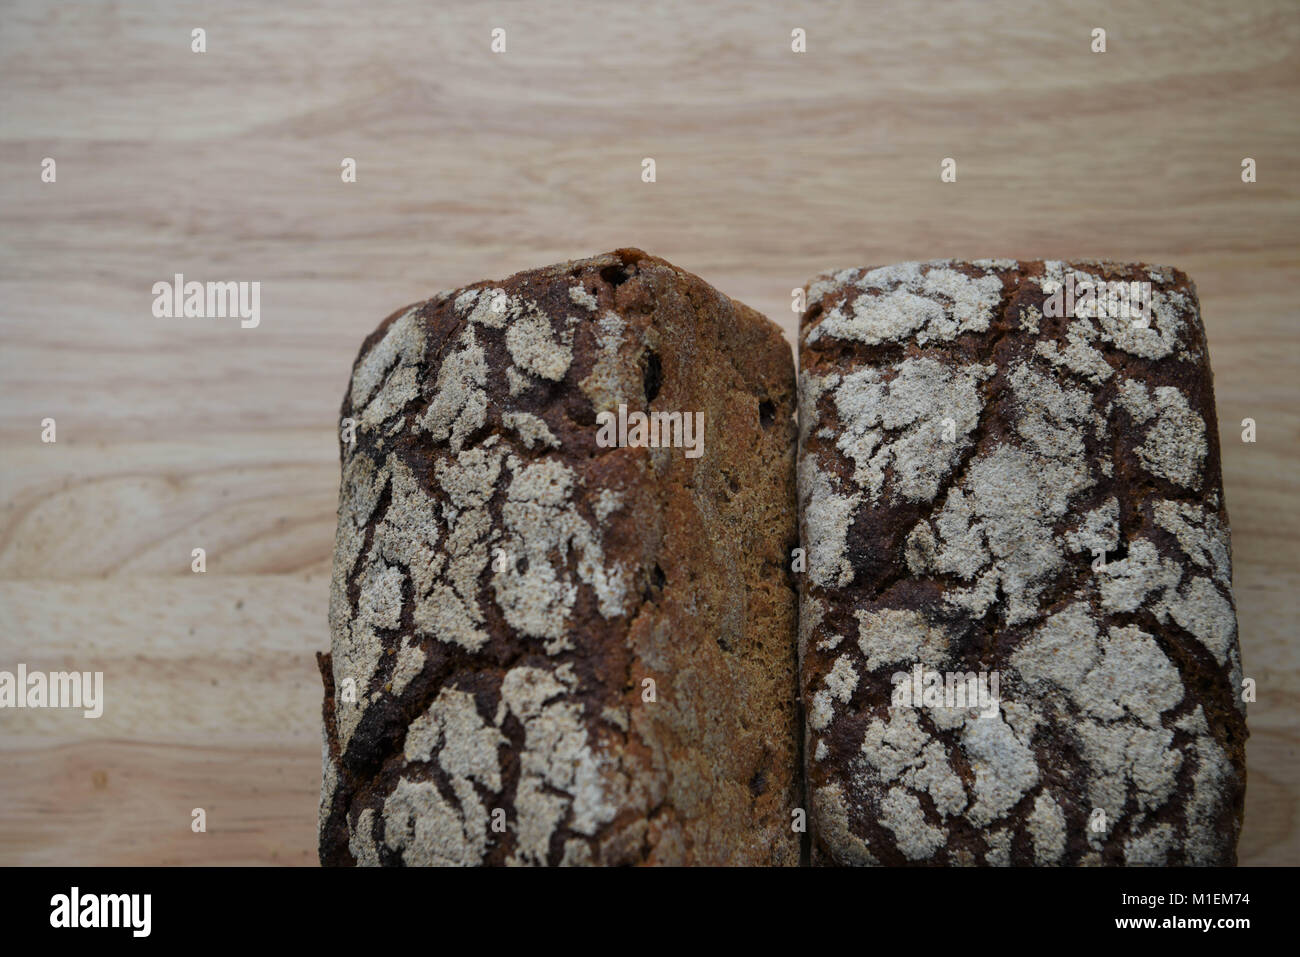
[
  {"xmin": 319, "ymin": 249, "xmax": 800, "ymax": 866},
  {"xmin": 798, "ymin": 260, "xmax": 1245, "ymax": 866}
]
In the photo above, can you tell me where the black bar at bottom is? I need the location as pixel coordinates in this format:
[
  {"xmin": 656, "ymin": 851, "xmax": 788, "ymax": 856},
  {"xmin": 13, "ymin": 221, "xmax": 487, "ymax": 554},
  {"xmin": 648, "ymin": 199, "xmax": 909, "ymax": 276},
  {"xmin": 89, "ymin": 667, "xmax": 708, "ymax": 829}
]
[{"xmin": 4, "ymin": 865, "xmax": 1280, "ymax": 943}]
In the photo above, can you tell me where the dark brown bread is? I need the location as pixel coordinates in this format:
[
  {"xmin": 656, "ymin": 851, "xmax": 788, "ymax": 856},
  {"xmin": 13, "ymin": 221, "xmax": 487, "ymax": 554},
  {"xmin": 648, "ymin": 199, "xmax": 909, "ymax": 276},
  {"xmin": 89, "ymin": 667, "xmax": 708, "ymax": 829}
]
[
  {"xmin": 798, "ymin": 260, "xmax": 1245, "ymax": 865},
  {"xmin": 319, "ymin": 249, "xmax": 800, "ymax": 865}
]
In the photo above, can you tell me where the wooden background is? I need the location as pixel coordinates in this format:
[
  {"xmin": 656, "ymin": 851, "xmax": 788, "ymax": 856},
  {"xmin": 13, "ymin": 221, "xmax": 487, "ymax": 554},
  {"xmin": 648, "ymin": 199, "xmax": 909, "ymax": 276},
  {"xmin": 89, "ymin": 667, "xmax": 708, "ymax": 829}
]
[{"xmin": 0, "ymin": 0, "xmax": 1296, "ymax": 866}]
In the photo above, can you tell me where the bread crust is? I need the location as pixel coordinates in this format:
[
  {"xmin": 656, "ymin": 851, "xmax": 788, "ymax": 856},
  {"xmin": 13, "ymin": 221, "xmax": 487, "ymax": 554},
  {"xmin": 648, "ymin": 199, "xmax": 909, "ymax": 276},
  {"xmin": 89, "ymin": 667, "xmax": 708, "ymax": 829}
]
[
  {"xmin": 798, "ymin": 260, "xmax": 1245, "ymax": 866},
  {"xmin": 320, "ymin": 249, "xmax": 800, "ymax": 865}
]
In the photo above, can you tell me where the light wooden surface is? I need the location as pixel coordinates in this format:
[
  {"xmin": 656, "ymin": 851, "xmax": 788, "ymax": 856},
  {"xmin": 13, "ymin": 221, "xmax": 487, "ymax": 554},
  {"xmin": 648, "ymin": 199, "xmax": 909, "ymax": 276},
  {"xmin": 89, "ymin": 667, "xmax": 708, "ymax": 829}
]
[{"xmin": 0, "ymin": 0, "xmax": 1296, "ymax": 866}]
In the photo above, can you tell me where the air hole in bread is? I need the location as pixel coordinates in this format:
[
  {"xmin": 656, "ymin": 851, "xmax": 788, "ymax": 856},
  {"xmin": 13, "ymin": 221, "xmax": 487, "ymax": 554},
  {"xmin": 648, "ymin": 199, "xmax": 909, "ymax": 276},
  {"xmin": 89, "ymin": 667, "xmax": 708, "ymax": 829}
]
[
  {"xmin": 600, "ymin": 264, "xmax": 630, "ymax": 287},
  {"xmin": 643, "ymin": 350, "xmax": 662, "ymax": 402}
]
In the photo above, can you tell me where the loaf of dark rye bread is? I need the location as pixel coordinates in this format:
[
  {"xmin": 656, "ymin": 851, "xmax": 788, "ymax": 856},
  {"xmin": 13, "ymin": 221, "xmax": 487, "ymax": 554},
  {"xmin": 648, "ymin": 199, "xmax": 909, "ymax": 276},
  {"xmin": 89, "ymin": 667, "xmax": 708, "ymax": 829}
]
[
  {"xmin": 797, "ymin": 260, "xmax": 1245, "ymax": 865},
  {"xmin": 319, "ymin": 249, "xmax": 800, "ymax": 865}
]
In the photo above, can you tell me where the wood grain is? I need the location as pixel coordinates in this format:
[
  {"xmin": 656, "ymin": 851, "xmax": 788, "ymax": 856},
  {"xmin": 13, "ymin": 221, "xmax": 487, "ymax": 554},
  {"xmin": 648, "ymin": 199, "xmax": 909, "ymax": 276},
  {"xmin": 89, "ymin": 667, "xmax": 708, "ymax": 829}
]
[{"xmin": 1, "ymin": 0, "xmax": 1296, "ymax": 865}]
